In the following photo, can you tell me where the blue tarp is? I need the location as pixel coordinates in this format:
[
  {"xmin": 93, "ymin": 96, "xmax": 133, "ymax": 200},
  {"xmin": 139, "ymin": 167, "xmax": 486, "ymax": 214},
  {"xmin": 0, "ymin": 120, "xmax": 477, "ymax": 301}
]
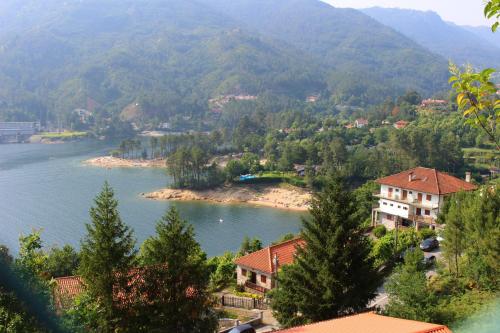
[{"xmin": 239, "ymin": 174, "xmax": 256, "ymax": 181}]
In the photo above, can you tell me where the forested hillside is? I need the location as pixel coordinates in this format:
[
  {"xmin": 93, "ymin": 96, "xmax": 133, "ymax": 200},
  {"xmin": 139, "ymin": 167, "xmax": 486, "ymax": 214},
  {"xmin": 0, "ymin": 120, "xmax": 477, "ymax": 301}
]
[
  {"xmin": 200, "ymin": 0, "xmax": 449, "ymax": 104},
  {"xmin": 0, "ymin": 0, "xmax": 327, "ymax": 124},
  {"xmin": 0, "ymin": 0, "xmax": 449, "ymax": 127},
  {"xmin": 363, "ymin": 7, "xmax": 500, "ymax": 69}
]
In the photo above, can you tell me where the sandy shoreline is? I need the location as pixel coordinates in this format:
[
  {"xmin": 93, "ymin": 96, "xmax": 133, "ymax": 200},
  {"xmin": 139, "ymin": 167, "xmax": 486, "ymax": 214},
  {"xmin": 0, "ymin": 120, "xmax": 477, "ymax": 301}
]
[
  {"xmin": 142, "ymin": 184, "xmax": 312, "ymax": 211},
  {"xmin": 83, "ymin": 156, "xmax": 166, "ymax": 168}
]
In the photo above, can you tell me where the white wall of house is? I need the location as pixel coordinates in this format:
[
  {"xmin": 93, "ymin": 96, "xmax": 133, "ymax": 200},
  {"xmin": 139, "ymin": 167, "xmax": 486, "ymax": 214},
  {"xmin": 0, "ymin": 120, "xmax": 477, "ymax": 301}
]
[
  {"xmin": 236, "ymin": 265, "xmax": 273, "ymax": 290},
  {"xmin": 380, "ymin": 212, "xmax": 397, "ymax": 230},
  {"xmin": 379, "ymin": 185, "xmax": 444, "ymax": 220},
  {"xmin": 379, "ymin": 199, "xmax": 410, "ymax": 219}
]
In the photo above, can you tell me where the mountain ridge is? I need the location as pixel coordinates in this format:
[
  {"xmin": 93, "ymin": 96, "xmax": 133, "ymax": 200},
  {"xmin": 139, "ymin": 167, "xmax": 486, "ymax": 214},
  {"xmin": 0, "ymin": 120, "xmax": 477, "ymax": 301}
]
[{"xmin": 362, "ymin": 7, "xmax": 500, "ymax": 69}]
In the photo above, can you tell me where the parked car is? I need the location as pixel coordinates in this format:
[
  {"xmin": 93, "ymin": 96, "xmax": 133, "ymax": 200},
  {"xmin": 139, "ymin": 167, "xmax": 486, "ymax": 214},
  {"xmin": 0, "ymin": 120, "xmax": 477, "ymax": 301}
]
[
  {"xmin": 229, "ymin": 324, "xmax": 256, "ymax": 333},
  {"xmin": 419, "ymin": 237, "xmax": 439, "ymax": 251},
  {"xmin": 423, "ymin": 255, "xmax": 436, "ymax": 267}
]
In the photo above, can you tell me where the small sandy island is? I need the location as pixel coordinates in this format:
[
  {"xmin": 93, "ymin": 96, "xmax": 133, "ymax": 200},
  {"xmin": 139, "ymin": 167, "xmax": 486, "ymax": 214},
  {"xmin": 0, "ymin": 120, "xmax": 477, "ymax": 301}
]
[
  {"xmin": 143, "ymin": 184, "xmax": 312, "ymax": 211},
  {"xmin": 84, "ymin": 156, "xmax": 166, "ymax": 168}
]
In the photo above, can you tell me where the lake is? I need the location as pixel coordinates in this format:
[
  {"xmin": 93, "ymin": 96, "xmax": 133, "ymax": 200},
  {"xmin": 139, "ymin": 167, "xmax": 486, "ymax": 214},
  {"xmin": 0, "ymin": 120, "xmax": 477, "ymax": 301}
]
[{"xmin": 0, "ymin": 141, "xmax": 303, "ymax": 257}]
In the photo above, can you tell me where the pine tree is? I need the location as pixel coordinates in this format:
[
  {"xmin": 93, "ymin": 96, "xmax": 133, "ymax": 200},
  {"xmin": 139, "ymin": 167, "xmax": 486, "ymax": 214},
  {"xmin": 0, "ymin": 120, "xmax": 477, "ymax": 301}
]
[
  {"xmin": 138, "ymin": 207, "xmax": 218, "ymax": 333},
  {"xmin": 270, "ymin": 179, "xmax": 382, "ymax": 328},
  {"xmin": 79, "ymin": 182, "xmax": 137, "ymax": 333},
  {"xmin": 238, "ymin": 236, "xmax": 263, "ymax": 256}
]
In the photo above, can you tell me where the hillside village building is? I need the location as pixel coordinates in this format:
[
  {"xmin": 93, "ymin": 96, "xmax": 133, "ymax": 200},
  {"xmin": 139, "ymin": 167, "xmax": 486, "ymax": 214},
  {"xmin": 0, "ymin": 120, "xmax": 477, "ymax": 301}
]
[
  {"xmin": 420, "ymin": 99, "xmax": 448, "ymax": 112},
  {"xmin": 371, "ymin": 167, "xmax": 477, "ymax": 230},
  {"xmin": 393, "ymin": 120, "xmax": 409, "ymax": 129},
  {"xmin": 355, "ymin": 118, "xmax": 368, "ymax": 128},
  {"xmin": 0, "ymin": 122, "xmax": 39, "ymax": 143},
  {"xmin": 235, "ymin": 238, "xmax": 304, "ymax": 294}
]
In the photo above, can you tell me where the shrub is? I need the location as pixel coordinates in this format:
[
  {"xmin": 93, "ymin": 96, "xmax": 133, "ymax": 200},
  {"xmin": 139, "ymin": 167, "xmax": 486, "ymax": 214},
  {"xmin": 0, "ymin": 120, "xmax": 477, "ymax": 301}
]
[
  {"xmin": 110, "ymin": 150, "xmax": 122, "ymax": 157},
  {"xmin": 209, "ymin": 252, "xmax": 236, "ymax": 291},
  {"xmin": 419, "ymin": 228, "xmax": 437, "ymax": 240},
  {"xmin": 373, "ymin": 225, "xmax": 387, "ymax": 238},
  {"xmin": 372, "ymin": 233, "xmax": 395, "ymax": 267}
]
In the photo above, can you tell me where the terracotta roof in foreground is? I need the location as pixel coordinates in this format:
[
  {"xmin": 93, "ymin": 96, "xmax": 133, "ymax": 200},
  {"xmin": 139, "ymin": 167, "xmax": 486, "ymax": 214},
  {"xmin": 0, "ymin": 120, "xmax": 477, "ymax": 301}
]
[
  {"xmin": 234, "ymin": 238, "xmax": 304, "ymax": 274},
  {"xmin": 275, "ymin": 312, "xmax": 453, "ymax": 333},
  {"xmin": 376, "ymin": 167, "xmax": 477, "ymax": 195}
]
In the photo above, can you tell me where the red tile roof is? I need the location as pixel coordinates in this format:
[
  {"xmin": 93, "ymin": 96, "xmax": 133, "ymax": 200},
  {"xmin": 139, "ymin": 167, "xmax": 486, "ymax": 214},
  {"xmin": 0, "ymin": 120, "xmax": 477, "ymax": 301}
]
[
  {"xmin": 376, "ymin": 167, "xmax": 477, "ymax": 195},
  {"xmin": 235, "ymin": 238, "xmax": 304, "ymax": 274},
  {"xmin": 394, "ymin": 120, "xmax": 409, "ymax": 129},
  {"xmin": 275, "ymin": 312, "xmax": 453, "ymax": 333},
  {"xmin": 53, "ymin": 266, "xmax": 197, "ymax": 311},
  {"xmin": 53, "ymin": 276, "xmax": 84, "ymax": 311}
]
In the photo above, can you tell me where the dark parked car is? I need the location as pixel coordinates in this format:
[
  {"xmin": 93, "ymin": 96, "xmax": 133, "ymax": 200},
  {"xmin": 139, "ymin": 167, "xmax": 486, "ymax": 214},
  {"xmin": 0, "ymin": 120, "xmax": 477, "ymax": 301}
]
[
  {"xmin": 229, "ymin": 324, "xmax": 256, "ymax": 333},
  {"xmin": 419, "ymin": 237, "xmax": 439, "ymax": 252},
  {"xmin": 423, "ymin": 255, "xmax": 436, "ymax": 267}
]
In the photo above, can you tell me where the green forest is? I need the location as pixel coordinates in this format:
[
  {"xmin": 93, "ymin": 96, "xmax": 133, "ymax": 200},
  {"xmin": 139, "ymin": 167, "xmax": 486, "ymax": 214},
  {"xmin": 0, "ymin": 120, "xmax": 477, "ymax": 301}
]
[{"xmin": 0, "ymin": 0, "xmax": 449, "ymax": 131}]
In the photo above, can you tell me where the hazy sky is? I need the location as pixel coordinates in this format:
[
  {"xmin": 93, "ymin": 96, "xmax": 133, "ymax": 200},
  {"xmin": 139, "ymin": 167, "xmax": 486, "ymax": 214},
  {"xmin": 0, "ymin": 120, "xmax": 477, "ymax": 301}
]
[{"xmin": 324, "ymin": 0, "xmax": 492, "ymax": 26}]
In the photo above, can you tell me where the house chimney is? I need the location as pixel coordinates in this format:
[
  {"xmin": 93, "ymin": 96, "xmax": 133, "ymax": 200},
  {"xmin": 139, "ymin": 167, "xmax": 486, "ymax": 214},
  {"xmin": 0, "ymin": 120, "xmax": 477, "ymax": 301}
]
[
  {"xmin": 408, "ymin": 172, "xmax": 413, "ymax": 182},
  {"xmin": 465, "ymin": 172, "xmax": 471, "ymax": 183}
]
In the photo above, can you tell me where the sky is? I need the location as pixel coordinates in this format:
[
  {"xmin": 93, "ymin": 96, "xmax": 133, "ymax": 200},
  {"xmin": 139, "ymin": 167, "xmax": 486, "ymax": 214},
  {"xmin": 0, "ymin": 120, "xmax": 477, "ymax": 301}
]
[{"xmin": 324, "ymin": 0, "xmax": 492, "ymax": 27}]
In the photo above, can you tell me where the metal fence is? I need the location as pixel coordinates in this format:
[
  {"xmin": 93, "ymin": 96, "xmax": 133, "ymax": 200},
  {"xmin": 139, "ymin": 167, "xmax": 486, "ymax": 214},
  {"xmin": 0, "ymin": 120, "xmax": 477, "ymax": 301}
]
[{"xmin": 219, "ymin": 294, "xmax": 268, "ymax": 310}]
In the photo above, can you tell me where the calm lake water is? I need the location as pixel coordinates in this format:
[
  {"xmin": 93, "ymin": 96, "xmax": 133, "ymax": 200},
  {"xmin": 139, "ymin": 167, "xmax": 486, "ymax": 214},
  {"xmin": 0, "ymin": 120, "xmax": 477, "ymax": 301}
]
[{"xmin": 0, "ymin": 141, "xmax": 303, "ymax": 256}]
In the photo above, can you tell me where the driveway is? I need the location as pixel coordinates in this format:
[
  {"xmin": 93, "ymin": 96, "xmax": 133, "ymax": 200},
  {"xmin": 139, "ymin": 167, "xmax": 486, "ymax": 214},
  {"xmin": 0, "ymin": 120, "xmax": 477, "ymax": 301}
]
[
  {"xmin": 369, "ymin": 284, "xmax": 389, "ymax": 309},
  {"xmin": 423, "ymin": 245, "xmax": 442, "ymax": 278}
]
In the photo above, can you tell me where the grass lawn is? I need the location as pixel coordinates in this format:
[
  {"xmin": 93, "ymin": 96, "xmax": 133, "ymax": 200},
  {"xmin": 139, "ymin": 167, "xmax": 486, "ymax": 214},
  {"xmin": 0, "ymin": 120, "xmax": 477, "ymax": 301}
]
[
  {"xmin": 39, "ymin": 131, "xmax": 88, "ymax": 139},
  {"xmin": 245, "ymin": 171, "xmax": 307, "ymax": 187}
]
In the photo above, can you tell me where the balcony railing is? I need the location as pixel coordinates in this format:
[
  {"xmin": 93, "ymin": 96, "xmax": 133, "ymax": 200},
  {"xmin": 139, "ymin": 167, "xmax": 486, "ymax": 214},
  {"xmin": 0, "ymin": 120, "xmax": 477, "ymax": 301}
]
[
  {"xmin": 373, "ymin": 192, "xmax": 439, "ymax": 209},
  {"xmin": 408, "ymin": 214, "xmax": 436, "ymax": 224},
  {"xmin": 244, "ymin": 281, "xmax": 269, "ymax": 295}
]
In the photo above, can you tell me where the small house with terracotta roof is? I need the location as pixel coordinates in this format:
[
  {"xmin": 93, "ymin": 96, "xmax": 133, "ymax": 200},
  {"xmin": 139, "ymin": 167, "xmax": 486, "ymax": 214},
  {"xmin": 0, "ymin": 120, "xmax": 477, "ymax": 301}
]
[
  {"xmin": 394, "ymin": 120, "xmax": 409, "ymax": 129},
  {"xmin": 372, "ymin": 167, "xmax": 477, "ymax": 230},
  {"xmin": 235, "ymin": 238, "xmax": 304, "ymax": 294},
  {"xmin": 420, "ymin": 99, "xmax": 448, "ymax": 111},
  {"xmin": 53, "ymin": 276, "xmax": 85, "ymax": 312},
  {"xmin": 52, "ymin": 266, "xmax": 197, "ymax": 312},
  {"xmin": 273, "ymin": 312, "xmax": 452, "ymax": 333},
  {"xmin": 355, "ymin": 118, "xmax": 369, "ymax": 128}
]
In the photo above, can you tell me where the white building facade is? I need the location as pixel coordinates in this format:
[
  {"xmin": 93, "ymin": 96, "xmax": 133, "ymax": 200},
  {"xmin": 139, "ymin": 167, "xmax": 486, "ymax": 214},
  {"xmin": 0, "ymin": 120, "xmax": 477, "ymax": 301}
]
[{"xmin": 372, "ymin": 168, "xmax": 477, "ymax": 230}]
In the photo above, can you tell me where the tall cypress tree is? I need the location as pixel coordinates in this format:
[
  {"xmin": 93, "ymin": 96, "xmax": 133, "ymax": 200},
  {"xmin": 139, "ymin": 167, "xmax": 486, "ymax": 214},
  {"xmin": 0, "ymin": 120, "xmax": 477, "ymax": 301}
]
[
  {"xmin": 270, "ymin": 179, "xmax": 382, "ymax": 328},
  {"xmin": 137, "ymin": 207, "xmax": 217, "ymax": 333},
  {"xmin": 79, "ymin": 182, "xmax": 137, "ymax": 333},
  {"xmin": 441, "ymin": 192, "xmax": 467, "ymax": 277}
]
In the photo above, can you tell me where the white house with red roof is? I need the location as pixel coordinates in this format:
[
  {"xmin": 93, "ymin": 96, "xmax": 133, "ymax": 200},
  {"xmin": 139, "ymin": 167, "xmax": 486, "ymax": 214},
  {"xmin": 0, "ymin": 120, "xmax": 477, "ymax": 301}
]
[
  {"xmin": 355, "ymin": 118, "xmax": 369, "ymax": 128},
  {"xmin": 371, "ymin": 167, "xmax": 477, "ymax": 230},
  {"xmin": 235, "ymin": 238, "xmax": 304, "ymax": 294},
  {"xmin": 420, "ymin": 99, "xmax": 448, "ymax": 108}
]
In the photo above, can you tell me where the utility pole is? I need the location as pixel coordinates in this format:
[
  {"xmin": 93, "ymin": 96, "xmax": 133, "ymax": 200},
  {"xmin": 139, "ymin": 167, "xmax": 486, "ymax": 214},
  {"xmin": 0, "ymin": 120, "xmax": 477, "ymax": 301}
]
[
  {"xmin": 394, "ymin": 218, "xmax": 399, "ymax": 259},
  {"xmin": 273, "ymin": 254, "xmax": 279, "ymax": 289}
]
